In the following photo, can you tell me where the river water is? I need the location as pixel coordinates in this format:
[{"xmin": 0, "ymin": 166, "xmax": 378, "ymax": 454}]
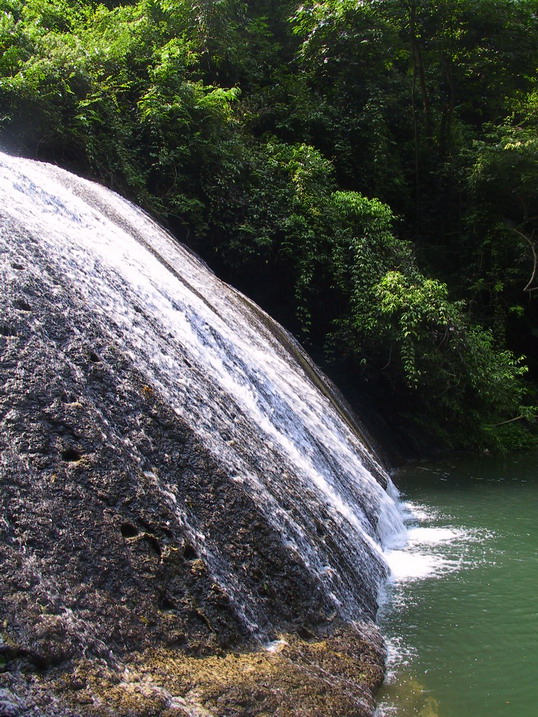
[{"xmin": 376, "ymin": 450, "xmax": 538, "ymax": 717}]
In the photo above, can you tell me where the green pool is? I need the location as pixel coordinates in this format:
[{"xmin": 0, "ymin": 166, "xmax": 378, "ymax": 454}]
[{"xmin": 376, "ymin": 451, "xmax": 538, "ymax": 717}]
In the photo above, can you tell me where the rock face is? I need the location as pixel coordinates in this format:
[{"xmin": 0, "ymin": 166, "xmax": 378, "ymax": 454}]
[{"xmin": 0, "ymin": 152, "xmax": 403, "ymax": 715}]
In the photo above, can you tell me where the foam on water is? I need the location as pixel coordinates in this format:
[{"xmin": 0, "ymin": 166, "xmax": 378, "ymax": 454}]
[{"xmin": 381, "ymin": 497, "xmax": 485, "ymax": 585}]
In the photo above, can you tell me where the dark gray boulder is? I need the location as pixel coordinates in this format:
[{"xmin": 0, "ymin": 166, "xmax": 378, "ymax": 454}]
[{"xmin": 0, "ymin": 152, "xmax": 399, "ymax": 715}]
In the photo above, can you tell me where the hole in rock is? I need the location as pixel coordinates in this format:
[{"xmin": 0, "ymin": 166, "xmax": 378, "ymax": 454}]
[
  {"xmin": 167, "ymin": 633, "xmax": 187, "ymax": 649},
  {"xmin": 183, "ymin": 545, "xmax": 197, "ymax": 561},
  {"xmin": 0, "ymin": 324, "xmax": 16, "ymax": 337},
  {"xmin": 14, "ymin": 299, "xmax": 31, "ymax": 311},
  {"xmin": 61, "ymin": 448, "xmax": 82, "ymax": 462},
  {"xmin": 144, "ymin": 534, "xmax": 162, "ymax": 557},
  {"xmin": 193, "ymin": 610, "xmax": 210, "ymax": 627},
  {"xmin": 88, "ymin": 352, "xmax": 101, "ymax": 363},
  {"xmin": 11, "ymin": 262, "xmax": 24, "ymax": 271},
  {"xmin": 120, "ymin": 523, "xmax": 139, "ymax": 538},
  {"xmin": 297, "ymin": 626, "xmax": 315, "ymax": 641},
  {"xmin": 159, "ymin": 596, "xmax": 176, "ymax": 611}
]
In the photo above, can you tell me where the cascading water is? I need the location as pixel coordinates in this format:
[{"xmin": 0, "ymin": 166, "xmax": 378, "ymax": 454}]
[{"xmin": 0, "ymin": 151, "xmax": 406, "ymax": 715}]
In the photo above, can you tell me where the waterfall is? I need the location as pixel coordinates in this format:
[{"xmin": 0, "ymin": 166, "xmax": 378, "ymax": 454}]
[{"xmin": 0, "ymin": 151, "xmax": 405, "ymax": 669}]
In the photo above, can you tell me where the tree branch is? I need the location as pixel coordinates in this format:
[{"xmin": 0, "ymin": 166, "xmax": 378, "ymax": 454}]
[
  {"xmin": 508, "ymin": 225, "xmax": 537, "ymax": 293},
  {"xmin": 490, "ymin": 414, "xmax": 525, "ymax": 427}
]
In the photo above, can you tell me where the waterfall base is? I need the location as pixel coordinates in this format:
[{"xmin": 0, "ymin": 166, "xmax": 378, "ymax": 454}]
[
  {"xmin": 1, "ymin": 627, "xmax": 385, "ymax": 716},
  {"xmin": 0, "ymin": 335, "xmax": 385, "ymax": 715}
]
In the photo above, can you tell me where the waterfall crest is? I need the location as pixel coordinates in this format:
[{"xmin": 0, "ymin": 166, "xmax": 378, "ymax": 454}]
[{"xmin": 0, "ymin": 151, "xmax": 404, "ymax": 716}]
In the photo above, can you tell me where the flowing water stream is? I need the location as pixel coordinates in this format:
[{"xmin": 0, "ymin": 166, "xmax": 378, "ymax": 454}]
[{"xmin": 376, "ymin": 450, "xmax": 538, "ymax": 717}]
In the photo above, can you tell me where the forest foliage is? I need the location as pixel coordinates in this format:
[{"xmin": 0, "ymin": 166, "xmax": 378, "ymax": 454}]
[{"xmin": 1, "ymin": 0, "xmax": 537, "ymax": 454}]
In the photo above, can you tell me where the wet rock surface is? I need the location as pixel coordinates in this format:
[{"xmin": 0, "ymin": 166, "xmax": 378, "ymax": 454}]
[
  {"xmin": 0, "ymin": 154, "xmax": 391, "ymax": 715},
  {"xmin": 2, "ymin": 627, "xmax": 386, "ymax": 716}
]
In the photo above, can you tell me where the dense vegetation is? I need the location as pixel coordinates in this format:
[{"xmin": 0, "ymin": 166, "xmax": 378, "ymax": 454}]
[{"xmin": 1, "ymin": 0, "xmax": 537, "ymax": 454}]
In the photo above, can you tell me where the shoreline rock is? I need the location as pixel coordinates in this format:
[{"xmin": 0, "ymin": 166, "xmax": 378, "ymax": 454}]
[{"xmin": 1, "ymin": 625, "xmax": 385, "ymax": 717}]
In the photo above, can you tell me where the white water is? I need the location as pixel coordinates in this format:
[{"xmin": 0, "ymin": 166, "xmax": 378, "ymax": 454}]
[
  {"xmin": 0, "ymin": 151, "xmax": 406, "ymax": 636},
  {"xmin": 383, "ymin": 499, "xmax": 486, "ymax": 585}
]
